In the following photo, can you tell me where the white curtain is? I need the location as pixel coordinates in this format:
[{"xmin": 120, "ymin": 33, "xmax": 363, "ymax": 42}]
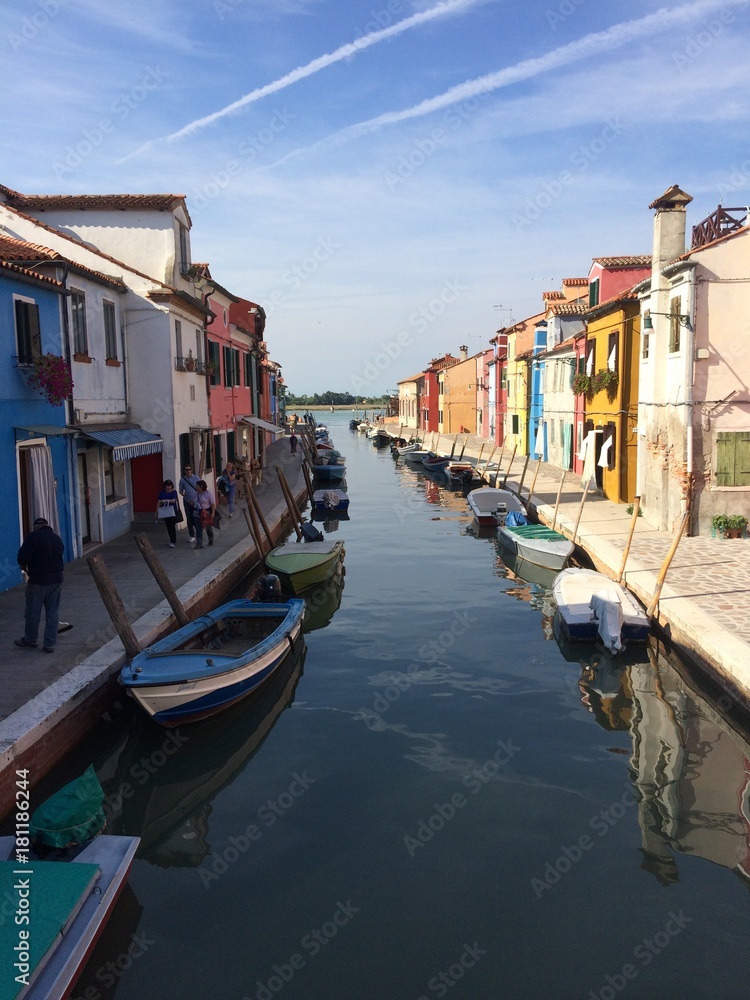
[
  {"xmin": 585, "ymin": 350, "xmax": 594, "ymax": 376},
  {"xmin": 29, "ymin": 445, "xmax": 60, "ymax": 533},
  {"xmin": 579, "ymin": 431, "xmax": 596, "ymax": 488},
  {"xmin": 534, "ymin": 422, "xmax": 545, "ymax": 457}
]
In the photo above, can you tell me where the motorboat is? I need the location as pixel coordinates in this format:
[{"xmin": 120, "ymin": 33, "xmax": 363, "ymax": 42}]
[
  {"xmin": 264, "ymin": 539, "xmax": 345, "ymax": 595},
  {"xmin": 312, "ymin": 488, "xmax": 350, "ymax": 513},
  {"xmin": 467, "ymin": 487, "xmax": 525, "ymax": 527},
  {"xmin": 421, "ymin": 452, "xmax": 450, "ymax": 472},
  {"xmin": 553, "ymin": 567, "xmax": 650, "ymax": 653},
  {"xmin": 498, "ymin": 512, "xmax": 574, "ymax": 571},
  {"xmin": 120, "ymin": 599, "xmax": 305, "ymax": 725}
]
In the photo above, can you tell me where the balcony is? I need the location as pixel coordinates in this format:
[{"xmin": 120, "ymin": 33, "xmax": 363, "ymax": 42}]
[
  {"xmin": 691, "ymin": 206, "xmax": 748, "ymax": 249},
  {"xmin": 175, "ymin": 356, "xmax": 206, "ymax": 374}
]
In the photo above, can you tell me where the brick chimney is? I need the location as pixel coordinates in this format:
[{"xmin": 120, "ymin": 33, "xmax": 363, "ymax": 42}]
[{"xmin": 649, "ymin": 185, "xmax": 692, "ymax": 289}]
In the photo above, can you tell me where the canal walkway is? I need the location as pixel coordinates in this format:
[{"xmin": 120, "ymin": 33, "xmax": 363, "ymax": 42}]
[
  {"xmin": 0, "ymin": 437, "xmax": 305, "ymax": 810},
  {"xmin": 393, "ymin": 423, "xmax": 750, "ymax": 707}
]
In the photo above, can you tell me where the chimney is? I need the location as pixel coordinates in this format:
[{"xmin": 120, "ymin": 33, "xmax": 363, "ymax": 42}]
[
  {"xmin": 459, "ymin": 345, "xmax": 468, "ymax": 361},
  {"xmin": 649, "ymin": 185, "xmax": 693, "ymax": 290}
]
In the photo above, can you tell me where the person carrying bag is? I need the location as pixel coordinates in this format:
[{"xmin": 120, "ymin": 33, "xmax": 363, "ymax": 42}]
[{"xmin": 155, "ymin": 480, "xmax": 181, "ymax": 547}]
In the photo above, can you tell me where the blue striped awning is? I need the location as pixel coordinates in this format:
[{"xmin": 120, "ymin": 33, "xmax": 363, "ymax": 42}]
[{"xmin": 81, "ymin": 427, "xmax": 163, "ymax": 461}]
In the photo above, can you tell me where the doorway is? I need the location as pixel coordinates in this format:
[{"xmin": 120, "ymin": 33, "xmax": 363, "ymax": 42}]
[{"xmin": 77, "ymin": 452, "xmax": 91, "ymax": 543}]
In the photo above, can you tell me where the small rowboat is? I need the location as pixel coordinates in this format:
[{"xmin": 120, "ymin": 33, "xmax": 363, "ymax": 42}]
[
  {"xmin": 120, "ymin": 599, "xmax": 305, "ymax": 725},
  {"xmin": 264, "ymin": 539, "xmax": 345, "ymax": 595},
  {"xmin": 498, "ymin": 520, "xmax": 574, "ymax": 571},
  {"xmin": 421, "ymin": 452, "xmax": 450, "ymax": 472},
  {"xmin": 312, "ymin": 488, "xmax": 350, "ymax": 513},
  {"xmin": 311, "ymin": 462, "xmax": 346, "ymax": 482},
  {"xmin": 467, "ymin": 487, "xmax": 524, "ymax": 527},
  {"xmin": 553, "ymin": 567, "xmax": 650, "ymax": 653}
]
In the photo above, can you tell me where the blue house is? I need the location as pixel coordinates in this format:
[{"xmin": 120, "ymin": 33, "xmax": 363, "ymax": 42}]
[
  {"xmin": 528, "ymin": 321, "xmax": 547, "ymax": 460},
  {"xmin": 1, "ymin": 249, "xmax": 75, "ymax": 591}
]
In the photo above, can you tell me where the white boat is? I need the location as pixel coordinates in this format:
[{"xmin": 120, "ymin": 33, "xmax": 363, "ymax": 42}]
[
  {"xmin": 445, "ymin": 461, "xmax": 483, "ymax": 487},
  {"xmin": 498, "ymin": 517, "xmax": 574, "ymax": 571},
  {"xmin": 467, "ymin": 487, "xmax": 525, "ymax": 527},
  {"xmin": 403, "ymin": 448, "xmax": 431, "ymax": 463},
  {"xmin": 553, "ymin": 567, "xmax": 650, "ymax": 653},
  {"xmin": 395, "ymin": 441, "xmax": 423, "ymax": 456},
  {"xmin": 0, "ymin": 834, "xmax": 139, "ymax": 1000}
]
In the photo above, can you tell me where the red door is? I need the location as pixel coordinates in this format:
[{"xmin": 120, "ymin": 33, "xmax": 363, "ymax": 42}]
[{"xmin": 131, "ymin": 452, "xmax": 164, "ymax": 514}]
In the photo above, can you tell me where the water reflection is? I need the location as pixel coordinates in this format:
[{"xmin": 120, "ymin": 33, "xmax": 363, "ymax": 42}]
[
  {"xmin": 300, "ymin": 574, "xmax": 346, "ymax": 634},
  {"xmin": 103, "ymin": 642, "xmax": 306, "ymax": 868},
  {"xmin": 557, "ymin": 624, "xmax": 750, "ymax": 888}
]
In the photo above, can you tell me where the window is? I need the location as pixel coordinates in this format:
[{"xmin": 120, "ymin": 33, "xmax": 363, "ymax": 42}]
[
  {"xmin": 195, "ymin": 329, "xmax": 203, "ymax": 364},
  {"xmin": 607, "ymin": 332, "xmax": 617, "ymax": 372},
  {"xmin": 223, "ymin": 346, "xmax": 241, "ymax": 387},
  {"xmin": 103, "ymin": 301, "xmax": 117, "ymax": 360},
  {"xmin": 244, "ymin": 352, "xmax": 252, "ymax": 387},
  {"xmin": 716, "ymin": 432, "xmax": 750, "ymax": 486},
  {"xmin": 550, "ymin": 420, "xmax": 556, "ymax": 446},
  {"xmin": 588, "ymin": 279, "xmax": 599, "ymax": 308},
  {"xmin": 585, "ymin": 342, "xmax": 596, "ymax": 376},
  {"xmin": 14, "ymin": 297, "xmax": 41, "ymax": 365},
  {"xmin": 175, "ymin": 320, "xmax": 183, "ymax": 365},
  {"xmin": 71, "ymin": 290, "xmax": 88, "ymax": 356},
  {"xmin": 512, "ymin": 414, "xmax": 519, "ymax": 435},
  {"xmin": 669, "ymin": 295, "xmax": 682, "ymax": 353},
  {"xmin": 179, "ymin": 225, "xmax": 190, "ymax": 274},
  {"xmin": 213, "ymin": 434, "xmax": 222, "ymax": 474},
  {"xmin": 604, "ymin": 421, "xmax": 616, "ymax": 471},
  {"xmin": 102, "ymin": 448, "xmax": 125, "ymax": 503},
  {"xmin": 208, "ymin": 340, "xmax": 221, "ymax": 385}
]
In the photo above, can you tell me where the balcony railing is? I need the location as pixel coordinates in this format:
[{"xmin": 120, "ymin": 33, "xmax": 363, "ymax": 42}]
[
  {"xmin": 691, "ymin": 206, "xmax": 748, "ymax": 249},
  {"xmin": 175, "ymin": 356, "xmax": 206, "ymax": 374}
]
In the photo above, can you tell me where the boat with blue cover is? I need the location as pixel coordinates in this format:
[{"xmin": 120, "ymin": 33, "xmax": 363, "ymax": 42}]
[{"xmin": 120, "ymin": 598, "xmax": 305, "ymax": 726}]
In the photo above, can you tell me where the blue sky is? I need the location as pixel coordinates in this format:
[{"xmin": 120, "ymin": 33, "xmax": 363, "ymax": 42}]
[{"xmin": 2, "ymin": 0, "xmax": 749, "ymax": 394}]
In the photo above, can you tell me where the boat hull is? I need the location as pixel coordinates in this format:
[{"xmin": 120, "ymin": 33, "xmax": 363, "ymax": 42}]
[
  {"xmin": 498, "ymin": 524, "xmax": 574, "ymax": 571},
  {"xmin": 467, "ymin": 487, "xmax": 525, "ymax": 527},
  {"xmin": 312, "ymin": 489, "xmax": 350, "ymax": 513},
  {"xmin": 553, "ymin": 568, "xmax": 650, "ymax": 644},
  {"xmin": 265, "ymin": 540, "xmax": 345, "ymax": 595},
  {"xmin": 312, "ymin": 463, "xmax": 346, "ymax": 482},
  {"xmin": 121, "ymin": 599, "xmax": 306, "ymax": 725}
]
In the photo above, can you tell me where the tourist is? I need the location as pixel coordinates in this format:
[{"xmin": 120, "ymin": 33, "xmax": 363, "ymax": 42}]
[
  {"xmin": 15, "ymin": 517, "xmax": 65, "ymax": 654},
  {"xmin": 250, "ymin": 457, "xmax": 262, "ymax": 486},
  {"xmin": 290, "ymin": 431, "xmax": 298, "ymax": 455},
  {"xmin": 179, "ymin": 464, "xmax": 200, "ymax": 541},
  {"xmin": 155, "ymin": 479, "xmax": 181, "ymax": 547},
  {"xmin": 193, "ymin": 480, "xmax": 216, "ymax": 549},
  {"xmin": 223, "ymin": 461, "xmax": 238, "ymax": 517}
]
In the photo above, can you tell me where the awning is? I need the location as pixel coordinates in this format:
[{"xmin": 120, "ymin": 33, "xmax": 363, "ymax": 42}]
[
  {"xmin": 80, "ymin": 426, "xmax": 164, "ymax": 461},
  {"xmin": 16, "ymin": 425, "xmax": 80, "ymax": 438},
  {"xmin": 239, "ymin": 416, "xmax": 285, "ymax": 437}
]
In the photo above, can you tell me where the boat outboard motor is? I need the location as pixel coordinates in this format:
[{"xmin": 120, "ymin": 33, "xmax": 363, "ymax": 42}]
[
  {"xmin": 256, "ymin": 574, "xmax": 283, "ymax": 602},
  {"xmin": 496, "ymin": 501, "xmax": 508, "ymax": 525},
  {"xmin": 301, "ymin": 521, "xmax": 325, "ymax": 542}
]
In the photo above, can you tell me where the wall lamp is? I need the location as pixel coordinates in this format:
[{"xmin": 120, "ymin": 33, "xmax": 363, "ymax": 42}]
[{"xmin": 643, "ymin": 311, "xmax": 691, "ymax": 330}]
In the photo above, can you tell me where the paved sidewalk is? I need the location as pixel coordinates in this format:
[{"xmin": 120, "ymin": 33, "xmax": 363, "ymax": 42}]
[
  {"xmin": 391, "ymin": 423, "xmax": 750, "ymax": 699},
  {"xmin": 0, "ymin": 437, "xmax": 305, "ymax": 724}
]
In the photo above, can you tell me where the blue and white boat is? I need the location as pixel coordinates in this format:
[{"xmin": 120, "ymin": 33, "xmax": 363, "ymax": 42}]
[
  {"xmin": 311, "ymin": 462, "xmax": 346, "ymax": 482},
  {"xmin": 120, "ymin": 598, "xmax": 305, "ymax": 726},
  {"xmin": 553, "ymin": 567, "xmax": 650, "ymax": 653},
  {"xmin": 312, "ymin": 488, "xmax": 350, "ymax": 513}
]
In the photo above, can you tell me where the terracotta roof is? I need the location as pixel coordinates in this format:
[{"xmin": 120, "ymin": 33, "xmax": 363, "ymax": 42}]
[
  {"xmin": 0, "ymin": 184, "xmax": 186, "ymax": 214},
  {"xmin": 562, "ymin": 277, "xmax": 588, "ymax": 286},
  {"xmin": 0, "ymin": 234, "xmax": 126, "ymax": 290},
  {"xmin": 584, "ymin": 282, "xmax": 642, "ymax": 319},
  {"xmin": 543, "ymin": 291, "xmax": 565, "ymax": 300},
  {"xmin": 549, "ymin": 301, "xmax": 588, "ymax": 316},
  {"xmin": 397, "ymin": 372, "xmax": 424, "ymax": 384},
  {"xmin": 0, "ymin": 258, "xmax": 63, "ymax": 288},
  {"xmin": 426, "ymin": 354, "xmax": 460, "ymax": 372},
  {"xmin": 592, "ymin": 255, "xmax": 651, "ymax": 267}
]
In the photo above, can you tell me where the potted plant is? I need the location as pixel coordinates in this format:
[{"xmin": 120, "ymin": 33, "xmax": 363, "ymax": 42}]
[
  {"xmin": 184, "ymin": 353, "xmax": 196, "ymax": 372},
  {"xmin": 591, "ymin": 369, "xmax": 619, "ymax": 394},
  {"xmin": 27, "ymin": 353, "xmax": 74, "ymax": 406},
  {"xmin": 726, "ymin": 514, "xmax": 748, "ymax": 538},
  {"xmin": 572, "ymin": 372, "xmax": 591, "ymax": 396}
]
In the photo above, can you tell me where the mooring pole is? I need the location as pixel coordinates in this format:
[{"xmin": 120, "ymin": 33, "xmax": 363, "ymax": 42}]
[
  {"xmin": 516, "ymin": 454, "xmax": 531, "ymax": 498},
  {"xmin": 133, "ymin": 533, "xmax": 190, "ymax": 627},
  {"xmin": 87, "ymin": 554, "xmax": 141, "ymax": 659},
  {"xmin": 527, "ymin": 457, "xmax": 543, "ymax": 504},
  {"xmin": 551, "ymin": 470, "xmax": 567, "ymax": 529},
  {"xmin": 501, "ymin": 443, "xmax": 518, "ymax": 488},
  {"xmin": 646, "ymin": 510, "xmax": 689, "ymax": 619},
  {"xmin": 242, "ymin": 474, "xmax": 269, "ymax": 556},
  {"xmin": 617, "ymin": 497, "xmax": 641, "ymax": 584},
  {"xmin": 276, "ymin": 467, "xmax": 302, "ymax": 540},
  {"xmin": 571, "ymin": 480, "xmax": 592, "ymax": 544},
  {"xmin": 301, "ymin": 460, "xmax": 315, "ymax": 503},
  {"xmin": 248, "ymin": 482, "xmax": 276, "ymax": 552}
]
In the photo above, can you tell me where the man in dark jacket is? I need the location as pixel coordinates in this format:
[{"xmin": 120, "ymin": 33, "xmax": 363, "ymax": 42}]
[{"xmin": 15, "ymin": 517, "xmax": 65, "ymax": 653}]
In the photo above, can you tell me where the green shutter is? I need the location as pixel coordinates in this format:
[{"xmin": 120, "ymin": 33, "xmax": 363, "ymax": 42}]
[
  {"xmin": 716, "ymin": 432, "xmax": 750, "ymax": 486},
  {"xmin": 736, "ymin": 432, "xmax": 750, "ymax": 486}
]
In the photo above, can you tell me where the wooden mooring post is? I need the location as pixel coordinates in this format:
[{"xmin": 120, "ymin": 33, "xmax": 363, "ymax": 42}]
[
  {"xmin": 276, "ymin": 466, "xmax": 302, "ymax": 540},
  {"xmin": 646, "ymin": 511, "xmax": 689, "ymax": 619},
  {"xmin": 551, "ymin": 471, "xmax": 567, "ymax": 529},
  {"xmin": 87, "ymin": 553, "xmax": 141, "ymax": 659},
  {"xmin": 571, "ymin": 480, "xmax": 592, "ymax": 543},
  {"xmin": 501, "ymin": 444, "xmax": 517, "ymax": 488},
  {"xmin": 527, "ymin": 457, "xmax": 543, "ymax": 504},
  {"xmin": 133, "ymin": 533, "xmax": 190, "ymax": 627},
  {"xmin": 617, "ymin": 497, "xmax": 641, "ymax": 583},
  {"xmin": 516, "ymin": 454, "xmax": 531, "ymax": 498}
]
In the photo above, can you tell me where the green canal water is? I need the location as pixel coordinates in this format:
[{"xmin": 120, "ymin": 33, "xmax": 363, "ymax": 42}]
[{"xmin": 40, "ymin": 414, "xmax": 750, "ymax": 998}]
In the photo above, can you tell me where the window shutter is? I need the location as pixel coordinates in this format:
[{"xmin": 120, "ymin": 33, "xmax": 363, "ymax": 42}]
[
  {"xmin": 737, "ymin": 433, "xmax": 750, "ymax": 486},
  {"xmin": 715, "ymin": 432, "xmax": 734, "ymax": 486},
  {"xmin": 223, "ymin": 345, "xmax": 232, "ymax": 387}
]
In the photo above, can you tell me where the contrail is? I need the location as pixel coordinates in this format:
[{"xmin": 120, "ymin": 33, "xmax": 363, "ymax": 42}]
[
  {"xmin": 131, "ymin": 0, "xmax": 490, "ymax": 154},
  {"xmin": 264, "ymin": 0, "xmax": 735, "ymax": 168}
]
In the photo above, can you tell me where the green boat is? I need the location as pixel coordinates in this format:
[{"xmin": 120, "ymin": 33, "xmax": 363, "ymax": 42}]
[{"xmin": 265, "ymin": 540, "xmax": 345, "ymax": 594}]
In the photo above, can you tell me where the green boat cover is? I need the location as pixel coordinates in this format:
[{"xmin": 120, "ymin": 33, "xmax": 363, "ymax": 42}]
[
  {"xmin": 503, "ymin": 525, "xmax": 568, "ymax": 541},
  {"xmin": 0, "ymin": 859, "xmax": 100, "ymax": 1000},
  {"xmin": 30, "ymin": 765, "xmax": 105, "ymax": 848}
]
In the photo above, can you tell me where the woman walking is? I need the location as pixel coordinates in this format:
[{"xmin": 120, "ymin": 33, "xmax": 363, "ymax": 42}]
[
  {"xmin": 193, "ymin": 480, "xmax": 216, "ymax": 549},
  {"xmin": 156, "ymin": 480, "xmax": 180, "ymax": 547},
  {"xmin": 223, "ymin": 461, "xmax": 238, "ymax": 517}
]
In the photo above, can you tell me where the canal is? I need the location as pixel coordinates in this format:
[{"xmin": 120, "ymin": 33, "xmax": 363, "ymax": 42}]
[{"xmin": 38, "ymin": 413, "xmax": 750, "ymax": 998}]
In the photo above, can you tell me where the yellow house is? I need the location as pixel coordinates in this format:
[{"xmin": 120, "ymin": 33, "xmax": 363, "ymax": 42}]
[
  {"xmin": 443, "ymin": 350, "xmax": 479, "ymax": 434},
  {"xmin": 503, "ymin": 312, "xmax": 544, "ymax": 457},
  {"xmin": 582, "ymin": 292, "xmax": 641, "ymax": 503}
]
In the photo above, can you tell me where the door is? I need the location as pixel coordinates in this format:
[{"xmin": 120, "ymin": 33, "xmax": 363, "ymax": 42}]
[
  {"xmin": 131, "ymin": 452, "xmax": 164, "ymax": 515},
  {"xmin": 77, "ymin": 452, "xmax": 91, "ymax": 543}
]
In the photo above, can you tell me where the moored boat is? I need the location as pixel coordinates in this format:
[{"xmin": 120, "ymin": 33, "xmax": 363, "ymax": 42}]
[
  {"xmin": 264, "ymin": 539, "xmax": 345, "ymax": 595},
  {"xmin": 120, "ymin": 599, "xmax": 305, "ymax": 725},
  {"xmin": 467, "ymin": 487, "xmax": 524, "ymax": 527},
  {"xmin": 421, "ymin": 452, "xmax": 450, "ymax": 472},
  {"xmin": 553, "ymin": 567, "xmax": 650, "ymax": 653},
  {"xmin": 498, "ymin": 514, "xmax": 574, "ymax": 571},
  {"xmin": 312, "ymin": 488, "xmax": 350, "ymax": 513},
  {"xmin": 311, "ymin": 462, "xmax": 346, "ymax": 482},
  {"xmin": 403, "ymin": 448, "xmax": 431, "ymax": 463}
]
